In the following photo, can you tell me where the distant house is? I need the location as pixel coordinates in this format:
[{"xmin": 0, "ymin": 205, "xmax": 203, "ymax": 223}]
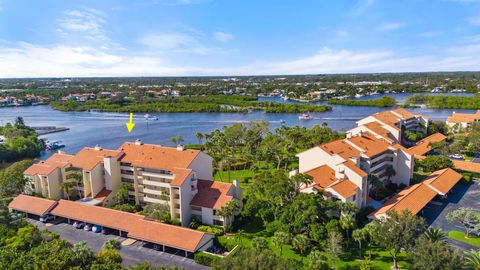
[{"xmin": 446, "ymin": 110, "xmax": 480, "ymax": 131}]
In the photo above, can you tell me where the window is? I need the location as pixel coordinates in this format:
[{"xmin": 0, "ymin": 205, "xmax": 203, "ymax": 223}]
[
  {"xmin": 191, "ymin": 206, "xmax": 202, "ymax": 212},
  {"xmin": 213, "ymin": 219, "xmax": 224, "ymax": 226}
]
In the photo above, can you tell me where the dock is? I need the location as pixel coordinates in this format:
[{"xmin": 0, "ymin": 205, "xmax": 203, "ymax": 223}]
[{"xmin": 32, "ymin": 126, "xmax": 70, "ymax": 135}]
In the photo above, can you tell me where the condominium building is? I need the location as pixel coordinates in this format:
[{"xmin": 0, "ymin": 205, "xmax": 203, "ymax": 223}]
[
  {"xmin": 23, "ymin": 140, "xmax": 242, "ymax": 227},
  {"xmin": 446, "ymin": 110, "xmax": 480, "ymax": 131},
  {"xmin": 349, "ymin": 108, "xmax": 429, "ymax": 144},
  {"xmin": 294, "ymin": 131, "xmax": 413, "ymax": 208}
]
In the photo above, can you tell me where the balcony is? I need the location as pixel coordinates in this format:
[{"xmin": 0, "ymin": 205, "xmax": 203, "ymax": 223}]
[
  {"xmin": 140, "ymin": 171, "xmax": 174, "ymax": 179},
  {"xmin": 143, "ymin": 196, "xmax": 166, "ymax": 204},
  {"xmin": 142, "ymin": 179, "xmax": 170, "ymax": 188}
]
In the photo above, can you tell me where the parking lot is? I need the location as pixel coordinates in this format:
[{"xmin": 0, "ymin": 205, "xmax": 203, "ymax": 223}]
[
  {"xmin": 29, "ymin": 219, "xmax": 209, "ymax": 270},
  {"xmin": 421, "ymin": 179, "xmax": 480, "ymax": 251}
]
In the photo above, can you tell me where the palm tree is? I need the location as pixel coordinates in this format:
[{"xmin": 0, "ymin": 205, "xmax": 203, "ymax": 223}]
[
  {"xmin": 368, "ymin": 173, "xmax": 383, "ymax": 199},
  {"xmin": 339, "ymin": 212, "xmax": 356, "ymax": 246},
  {"xmin": 464, "ymin": 249, "xmax": 480, "ymax": 270},
  {"xmin": 424, "ymin": 228, "xmax": 447, "ymax": 242},
  {"xmin": 234, "ymin": 229, "xmax": 245, "ymax": 246},
  {"xmin": 72, "ymin": 241, "xmax": 94, "ymax": 269},
  {"xmin": 216, "ymin": 200, "xmax": 240, "ymax": 229},
  {"xmin": 196, "ymin": 132, "xmax": 204, "ymax": 145},
  {"xmin": 251, "ymin": 237, "xmax": 268, "ymax": 251},
  {"xmin": 291, "ymin": 173, "xmax": 312, "ymax": 192},
  {"xmin": 292, "ymin": 234, "xmax": 309, "ymax": 255},
  {"xmin": 170, "ymin": 134, "xmax": 184, "ymax": 146},
  {"xmin": 272, "ymin": 231, "xmax": 290, "ymax": 256},
  {"xmin": 60, "ymin": 180, "xmax": 75, "ymax": 200},
  {"xmin": 385, "ymin": 165, "xmax": 396, "ymax": 183},
  {"xmin": 352, "ymin": 228, "xmax": 368, "ymax": 259}
]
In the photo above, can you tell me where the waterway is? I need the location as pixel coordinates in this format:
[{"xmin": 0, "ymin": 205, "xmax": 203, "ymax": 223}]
[{"xmin": 0, "ymin": 92, "xmax": 475, "ymax": 157}]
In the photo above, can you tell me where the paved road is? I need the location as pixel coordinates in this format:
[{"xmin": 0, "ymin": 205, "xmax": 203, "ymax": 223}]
[
  {"xmin": 29, "ymin": 219, "xmax": 209, "ymax": 270},
  {"xmin": 421, "ymin": 180, "xmax": 480, "ymax": 251}
]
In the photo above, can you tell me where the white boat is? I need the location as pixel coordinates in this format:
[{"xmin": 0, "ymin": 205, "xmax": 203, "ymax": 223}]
[
  {"xmin": 282, "ymin": 96, "xmax": 289, "ymax": 101},
  {"xmin": 45, "ymin": 140, "xmax": 65, "ymax": 150},
  {"xmin": 298, "ymin": 113, "xmax": 313, "ymax": 120},
  {"xmin": 144, "ymin": 114, "xmax": 158, "ymax": 121}
]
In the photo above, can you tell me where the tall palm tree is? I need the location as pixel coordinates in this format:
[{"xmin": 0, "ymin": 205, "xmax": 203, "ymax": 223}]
[
  {"xmin": 60, "ymin": 180, "xmax": 75, "ymax": 200},
  {"xmin": 352, "ymin": 228, "xmax": 368, "ymax": 259},
  {"xmin": 292, "ymin": 234, "xmax": 309, "ymax": 255},
  {"xmin": 424, "ymin": 228, "xmax": 447, "ymax": 242},
  {"xmin": 170, "ymin": 134, "xmax": 184, "ymax": 146},
  {"xmin": 272, "ymin": 231, "xmax": 290, "ymax": 256},
  {"xmin": 340, "ymin": 212, "xmax": 356, "ymax": 246},
  {"xmin": 385, "ymin": 165, "xmax": 396, "ymax": 183},
  {"xmin": 196, "ymin": 132, "xmax": 204, "ymax": 145},
  {"xmin": 464, "ymin": 249, "xmax": 480, "ymax": 270}
]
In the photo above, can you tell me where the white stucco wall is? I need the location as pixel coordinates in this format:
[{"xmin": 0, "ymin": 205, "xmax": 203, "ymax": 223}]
[
  {"xmin": 104, "ymin": 156, "xmax": 121, "ymax": 191},
  {"xmin": 178, "ymin": 173, "xmax": 194, "ymax": 226},
  {"xmin": 89, "ymin": 164, "xmax": 104, "ymax": 197},
  {"xmin": 188, "ymin": 152, "xmax": 213, "ymax": 180},
  {"xmin": 47, "ymin": 168, "xmax": 62, "ymax": 199}
]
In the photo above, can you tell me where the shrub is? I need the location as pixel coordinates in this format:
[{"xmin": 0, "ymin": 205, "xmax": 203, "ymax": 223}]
[
  {"xmin": 169, "ymin": 219, "xmax": 182, "ymax": 226},
  {"xmin": 189, "ymin": 217, "xmax": 201, "ymax": 229},
  {"xmin": 197, "ymin": 225, "xmax": 224, "ymax": 236},
  {"xmin": 194, "ymin": 252, "xmax": 220, "ymax": 266},
  {"xmin": 462, "ymin": 172, "xmax": 472, "ymax": 184}
]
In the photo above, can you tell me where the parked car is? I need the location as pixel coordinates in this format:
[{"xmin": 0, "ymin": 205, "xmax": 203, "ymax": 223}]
[
  {"xmin": 101, "ymin": 227, "xmax": 111, "ymax": 235},
  {"xmin": 92, "ymin": 225, "xmax": 102, "ymax": 233},
  {"xmin": 84, "ymin": 224, "xmax": 92, "ymax": 231},
  {"xmin": 11, "ymin": 212, "xmax": 23, "ymax": 220},
  {"xmin": 73, "ymin": 221, "xmax": 85, "ymax": 229},
  {"xmin": 39, "ymin": 214, "xmax": 54, "ymax": 223},
  {"xmin": 449, "ymin": 154, "xmax": 464, "ymax": 160}
]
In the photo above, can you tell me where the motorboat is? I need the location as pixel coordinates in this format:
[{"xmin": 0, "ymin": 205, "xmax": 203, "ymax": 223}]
[
  {"xmin": 298, "ymin": 113, "xmax": 313, "ymax": 120},
  {"xmin": 45, "ymin": 140, "xmax": 65, "ymax": 150}
]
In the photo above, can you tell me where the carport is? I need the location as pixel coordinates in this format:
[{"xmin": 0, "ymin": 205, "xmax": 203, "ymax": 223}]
[{"xmin": 8, "ymin": 194, "xmax": 58, "ymax": 219}]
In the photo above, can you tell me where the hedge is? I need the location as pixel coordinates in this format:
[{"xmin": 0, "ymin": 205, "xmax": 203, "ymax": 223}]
[{"xmin": 194, "ymin": 252, "xmax": 221, "ymax": 266}]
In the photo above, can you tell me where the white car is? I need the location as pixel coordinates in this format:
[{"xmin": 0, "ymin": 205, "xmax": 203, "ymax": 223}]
[
  {"xmin": 449, "ymin": 154, "xmax": 464, "ymax": 160},
  {"xmin": 39, "ymin": 214, "xmax": 54, "ymax": 223},
  {"xmin": 73, "ymin": 221, "xmax": 85, "ymax": 229},
  {"xmin": 84, "ymin": 224, "xmax": 92, "ymax": 231}
]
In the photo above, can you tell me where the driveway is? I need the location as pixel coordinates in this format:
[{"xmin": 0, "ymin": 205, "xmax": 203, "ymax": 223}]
[
  {"xmin": 29, "ymin": 219, "xmax": 209, "ymax": 270},
  {"xmin": 421, "ymin": 180, "xmax": 480, "ymax": 251}
]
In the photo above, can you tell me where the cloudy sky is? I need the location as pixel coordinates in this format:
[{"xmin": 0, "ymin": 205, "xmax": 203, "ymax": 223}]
[{"xmin": 0, "ymin": 0, "xmax": 480, "ymax": 77}]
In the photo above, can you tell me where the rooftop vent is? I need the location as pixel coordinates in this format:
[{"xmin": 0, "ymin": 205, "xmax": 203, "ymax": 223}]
[
  {"xmin": 177, "ymin": 145, "xmax": 185, "ymax": 151},
  {"xmin": 135, "ymin": 139, "xmax": 143, "ymax": 145},
  {"xmin": 94, "ymin": 144, "xmax": 102, "ymax": 151}
]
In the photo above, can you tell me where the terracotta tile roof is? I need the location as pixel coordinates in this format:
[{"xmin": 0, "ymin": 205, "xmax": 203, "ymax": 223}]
[
  {"xmin": 49, "ymin": 199, "xmax": 211, "ymax": 252},
  {"xmin": 128, "ymin": 219, "xmax": 209, "ymax": 252},
  {"xmin": 8, "ymin": 195, "xmax": 58, "ymax": 216},
  {"xmin": 407, "ymin": 133, "xmax": 447, "ymax": 156},
  {"xmin": 70, "ymin": 148, "xmax": 123, "ymax": 171},
  {"xmin": 50, "ymin": 199, "xmax": 143, "ymax": 232},
  {"xmin": 118, "ymin": 142, "xmax": 200, "ymax": 171},
  {"xmin": 371, "ymin": 111, "xmax": 402, "ymax": 130},
  {"xmin": 304, "ymin": 165, "xmax": 337, "ymax": 190},
  {"xmin": 91, "ymin": 188, "xmax": 112, "ymax": 202},
  {"xmin": 328, "ymin": 179, "xmax": 358, "ymax": 199},
  {"xmin": 447, "ymin": 110, "xmax": 480, "ymax": 123},
  {"xmin": 24, "ymin": 153, "xmax": 73, "ymax": 176},
  {"xmin": 453, "ymin": 160, "xmax": 480, "ymax": 173},
  {"xmin": 363, "ymin": 122, "xmax": 394, "ymax": 142},
  {"xmin": 319, "ymin": 139, "xmax": 361, "ymax": 160},
  {"xmin": 347, "ymin": 132, "xmax": 391, "ymax": 158},
  {"xmin": 343, "ymin": 160, "xmax": 368, "ymax": 177},
  {"xmin": 392, "ymin": 108, "xmax": 415, "ymax": 119},
  {"xmin": 423, "ymin": 168, "xmax": 462, "ymax": 195},
  {"xmin": 190, "ymin": 180, "xmax": 234, "ymax": 209},
  {"xmin": 371, "ymin": 182, "xmax": 437, "ymax": 217},
  {"xmin": 170, "ymin": 168, "xmax": 193, "ymax": 186}
]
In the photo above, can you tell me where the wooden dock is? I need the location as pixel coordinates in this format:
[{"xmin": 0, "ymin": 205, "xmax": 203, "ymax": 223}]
[{"xmin": 32, "ymin": 126, "xmax": 70, "ymax": 135}]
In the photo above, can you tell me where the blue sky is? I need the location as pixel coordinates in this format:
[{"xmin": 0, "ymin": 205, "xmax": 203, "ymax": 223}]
[{"xmin": 0, "ymin": 0, "xmax": 479, "ymax": 77}]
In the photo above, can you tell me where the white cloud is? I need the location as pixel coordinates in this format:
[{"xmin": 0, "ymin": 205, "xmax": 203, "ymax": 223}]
[
  {"xmin": 137, "ymin": 32, "xmax": 229, "ymax": 54},
  {"xmin": 376, "ymin": 22, "xmax": 405, "ymax": 32},
  {"xmin": 349, "ymin": 0, "xmax": 376, "ymax": 16},
  {"xmin": 213, "ymin": 31, "xmax": 234, "ymax": 42},
  {"xmin": 57, "ymin": 8, "xmax": 108, "ymax": 41},
  {"xmin": 468, "ymin": 15, "xmax": 480, "ymax": 25}
]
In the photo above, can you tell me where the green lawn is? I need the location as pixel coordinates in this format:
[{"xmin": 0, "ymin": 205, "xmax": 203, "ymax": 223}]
[
  {"xmin": 449, "ymin": 231, "xmax": 480, "ymax": 247},
  {"xmin": 217, "ymin": 216, "xmax": 410, "ymax": 269}
]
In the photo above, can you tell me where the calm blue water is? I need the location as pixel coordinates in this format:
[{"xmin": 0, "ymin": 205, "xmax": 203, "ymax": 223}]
[{"xmin": 0, "ymin": 92, "xmax": 475, "ymax": 158}]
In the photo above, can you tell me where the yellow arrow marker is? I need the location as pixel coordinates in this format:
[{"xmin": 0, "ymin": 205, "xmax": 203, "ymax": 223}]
[{"xmin": 126, "ymin": 113, "xmax": 135, "ymax": 133}]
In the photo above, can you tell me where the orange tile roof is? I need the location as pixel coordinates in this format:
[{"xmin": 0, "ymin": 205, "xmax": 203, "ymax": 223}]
[
  {"xmin": 407, "ymin": 133, "xmax": 447, "ymax": 156},
  {"xmin": 319, "ymin": 139, "xmax": 361, "ymax": 160},
  {"xmin": 49, "ymin": 199, "xmax": 210, "ymax": 252},
  {"xmin": 363, "ymin": 122, "xmax": 394, "ymax": 142},
  {"xmin": 8, "ymin": 195, "xmax": 58, "ymax": 216},
  {"xmin": 304, "ymin": 165, "xmax": 337, "ymax": 189},
  {"xmin": 190, "ymin": 180, "xmax": 234, "ymax": 209},
  {"xmin": 371, "ymin": 182, "xmax": 437, "ymax": 217},
  {"xmin": 118, "ymin": 142, "xmax": 200, "ymax": 171},
  {"xmin": 392, "ymin": 108, "xmax": 415, "ymax": 119},
  {"xmin": 371, "ymin": 111, "xmax": 402, "ymax": 130},
  {"xmin": 91, "ymin": 188, "xmax": 112, "ymax": 203},
  {"xmin": 128, "ymin": 219, "xmax": 210, "ymax": 252},
  {"xmin": 347, "ymin": 132, "xmax": 391, "ymax": 158},
  {"xmin": 170, "ymin": 168, "xmax": 193, "ymax": 186},
  {"xmin": 447, "ymin": 110, "xmax": 480, "ymax": 123},
  {"xmin": 70, "ymin": 148, "xmax": 123, "ymax": 171},
  {"xmin": 343, "ymin": 160, "xmax": 368, "ymax": 177},
  {"xmin": 328, "ymin": 179, "xmax": 358, "ymax": 198},
  {"xmin": 423, "ymin": 168, "xmax": 462, "ymax": 195},
  {"xmin": 453, "ymin": 160, "xmax": 480, "ymax": 173},
  {"xmin": 24, "ymin": 153, "xmax": 73, "ymax": 176}
]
